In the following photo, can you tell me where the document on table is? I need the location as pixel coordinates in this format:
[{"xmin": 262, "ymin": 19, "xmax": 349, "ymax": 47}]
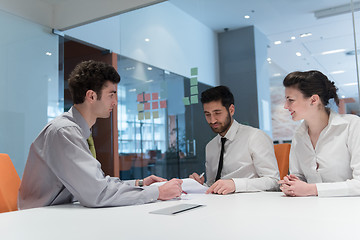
[{"xmin": 150, "ymin": 178, "xmax": 209, "ymax": 194}]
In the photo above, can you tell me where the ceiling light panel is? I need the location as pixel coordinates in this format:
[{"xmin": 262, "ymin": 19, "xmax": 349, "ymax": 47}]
[
  {"xmin": 314, "ymin": 2, "xmax": 360, "ymax": 19},
  {"xmin": 321, "ymin": 49, "xmax": 346, "ymax": 55}
]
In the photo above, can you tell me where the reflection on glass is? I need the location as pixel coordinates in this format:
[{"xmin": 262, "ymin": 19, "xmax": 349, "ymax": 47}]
[
  {"xmin": 269, "ymin": 1, "xmax": 360, "ymax": 143},
  {"xmin": 117, "ymin": 56, "xmax": 192, "ymax": 180}
]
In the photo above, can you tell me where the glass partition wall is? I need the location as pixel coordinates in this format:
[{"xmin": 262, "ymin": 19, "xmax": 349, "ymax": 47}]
[
  {"xmin": 118, "ymin": 56, "xmax": 182, "ymax": 179},
  {"xmin": 267, "ymin": 1, "xmax": 360, "ymax": 143},
  {"xmin": 61, "ymin": 37, "xmax": 213, "ymax": 180},
  {"xmin": 117, "ymin": 55, "xmax": 213, "ymax": 180},
  {"xmin": 5, "ymin": 0, "xmax": 360, "ymax": 178},
  {"xmin": 58, "ymin": 0, "xmax": 360, "ymax": 180}
]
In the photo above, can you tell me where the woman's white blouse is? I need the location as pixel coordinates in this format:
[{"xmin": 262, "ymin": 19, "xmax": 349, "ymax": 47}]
[{"xmin": 290, "ymin": 111, "xmax": 360, "ymax": 197}]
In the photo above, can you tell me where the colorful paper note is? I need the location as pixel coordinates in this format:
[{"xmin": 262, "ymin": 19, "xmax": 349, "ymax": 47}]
[
  {"xmin": 152, "ymin": 101, "xmax": 159, "ymax": 109},
  {"xmin": 153, "ymin": 111, "xmax": 159, "ymax": 119},
  {"xmin": 144, "ymin": 93, "xmax": 151, "ymax": 101},
  {"xmin": 138, "ymin": 112, "xmax": 144, "ymax": 120},
  {"xmin": 137, "ymin": 103, "xmax": 144, "ymax": 111},
  {"xmin": 145, "ymin": 112, "xmax": 151, "ymax": 119},
  {"xmin": 137, "ymin": 93, "xmax": 143, "ymax": 102},
  {"xmin": 152, "ymin": 92, "xmax": 159, "ymax": 100},
  {"xmin": 190, "ymin": 86, "xmax": 198, "ymax": 95},
  {"xmin": 182, "ymin": 97, "xmax": 190, "ymax": 106},
  {"xmin": 160, "ymin": 100, "xmax": 167, "ymax": 109},
  {"xmin": 191, "ymin": 67, "xmax": 198, "ymax": 76},
  {"xmin": 144, "ymin": 102, "xmax": 150, "ymax": 110},
  {"xmin": 190, "ymin": 95, "xmax": 198, "ymax": 104},
  {"xmin": 190, "ymin": 77, "xmax": 198, "ymax": 86}
]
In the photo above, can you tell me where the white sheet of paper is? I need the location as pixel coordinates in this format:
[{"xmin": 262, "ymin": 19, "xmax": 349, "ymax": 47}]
[{"xmin": 150, "ymin": 178, "xmax": 208, "ymax": 194}]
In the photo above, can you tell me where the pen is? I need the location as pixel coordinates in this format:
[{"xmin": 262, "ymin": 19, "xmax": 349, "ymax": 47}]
[
  {"xmin": 182, "ymin": 191, "xmax": 188, "ymax": 194},
  {"xmin": 199, "ymin": 172, "xmax": 205, "ymax": 179}
]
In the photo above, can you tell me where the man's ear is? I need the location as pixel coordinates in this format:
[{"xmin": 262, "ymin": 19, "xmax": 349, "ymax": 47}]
[
  {"xmin": 85, "ymin": 90, "xmax": 96, "ymax": 102},
  {"xmin": 229, "ymin": 104, "xmax": 235, "ymax": 116}
]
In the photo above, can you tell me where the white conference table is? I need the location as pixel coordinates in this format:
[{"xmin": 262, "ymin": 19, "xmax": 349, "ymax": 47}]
[{"xmin": 1, "ymin": 192, "xmax": 360, "ymax": 240}]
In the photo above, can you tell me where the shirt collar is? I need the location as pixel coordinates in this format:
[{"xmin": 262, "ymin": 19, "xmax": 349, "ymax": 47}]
[
  {"xmin": 297, "ymin": 110, "xmax": 348, "ymax": 136},
  {"xmin": 217, "ymin": 119, "xmax": 239, "ymax": 143},
  {"xmin": 69, "ymin": 106, "xmax": 92, "ymax": 139},
  {"xmin": 328, "ymin": 110, "xmax": 348, "ymax": 126}
]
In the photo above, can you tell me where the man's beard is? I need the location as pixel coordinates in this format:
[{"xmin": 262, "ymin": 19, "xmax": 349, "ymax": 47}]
[{"xmin": 210, "ymin": 111, "xmax": 232, "ymax": 135}]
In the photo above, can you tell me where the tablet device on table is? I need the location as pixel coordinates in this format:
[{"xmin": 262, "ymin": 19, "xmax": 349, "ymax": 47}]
[{"xmin": 149, "ymin": 204, "xmax": 204, "ymax": 215}]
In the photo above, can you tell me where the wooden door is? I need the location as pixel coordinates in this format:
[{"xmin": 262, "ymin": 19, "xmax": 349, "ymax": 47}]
[{"xmin": 64, "ymin": 40, "xmax": 119, "ymax": 177}]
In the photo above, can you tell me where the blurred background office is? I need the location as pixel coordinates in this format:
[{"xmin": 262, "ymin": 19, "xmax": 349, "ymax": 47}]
[{"xmin": 1, "ymin": 0, "xmax": 360, "ymax": 181}]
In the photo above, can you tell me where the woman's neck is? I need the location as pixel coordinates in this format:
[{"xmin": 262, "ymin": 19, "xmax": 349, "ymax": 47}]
[{"xmin": 306, "ymin": 108, "xmax": 330, "ymax": 137}]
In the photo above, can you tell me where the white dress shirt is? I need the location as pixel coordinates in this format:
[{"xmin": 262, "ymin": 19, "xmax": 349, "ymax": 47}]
[
  {"xmin": 205, "ymin": 120, "xmax": 280, "ymax": 192},
  {"xmin": 19, "ymin": 107, "xmax": 159, "ymax": 209},
  {"xmin": 290, "ymin": 111, "xmax": 360, "ymax": 197}
]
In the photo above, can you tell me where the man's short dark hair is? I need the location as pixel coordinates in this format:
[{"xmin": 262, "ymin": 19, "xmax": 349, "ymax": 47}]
[
  {"xmin": 68, "ymin": 60, "xmax": 120, "ymax": 104},
  {"xmin": 200, "ymin": 85, "xmax": 234, "ymax": 109}
]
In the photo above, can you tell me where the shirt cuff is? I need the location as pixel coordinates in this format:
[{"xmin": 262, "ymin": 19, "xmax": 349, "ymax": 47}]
[
  {"xmin": 316, "ymin": 182, "xmax": 348, "ymax": 197},
  {"xmin": 125, "ymin": 180, "xmax": 159, "ymax": 202},
  {"xmin": 125, "ymin": 179, "xmax": 136, "ymax": 186},
  {"xmin": 232, "ymin": 178, "xmax": 247, "ymax": 192},
  {"xmin": 143, "ymin": 185, "xmax": 160, "ymax": 202}
]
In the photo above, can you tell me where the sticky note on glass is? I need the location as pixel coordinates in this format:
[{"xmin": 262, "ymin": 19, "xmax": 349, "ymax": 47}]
[
  {"xmin": 153, "ymin": 111, "xmax": 159, "ymax": 119},
  {"xmin": 138, "ymin": 112, "xmax": 144, "ymax": 120},
  {"xmin": 190, "ymin": 77, "xmax": 198, "ymax": 86},
  {"xmin": 152, "ymin": 92, "xmax": 159, "ymax": 100},
  {"xmin": 160, "ymin": 100, "xmax": 167, "ymax": 109},
  {"xmin": 152, "ymin": 101, "xmax": 159, "ymax": 109},
  {"xmin": 144, "ymin": 102, "xmax": 150, "ymax": 110},
  {"xmin": 144, "ymin": 93, "xmax": 151, "ymax": 101},
  {"xmin": 137, "ymin": 103, "xmax": 144, "ymax": 111},
  {"xmin": 190, "ymin": 86, "xmax": 198, "ymax": 95},
  {"xmin": 190, "ymin": 95, "xmax": 198, "ymax": 104},
  {"xmin": 137, "ymin": 93, "xmax": 143, "ymax": 102},
  {"xmin": 191, "ymin": 67, "xmax": 198, "ymax": 76},
  {"xmin": 182, "ymin": 97, "xmax": 190, "ymax": 106},
  {"xmin": 145, "ymin": 112, "xmax": 151, "ymax": 119}
]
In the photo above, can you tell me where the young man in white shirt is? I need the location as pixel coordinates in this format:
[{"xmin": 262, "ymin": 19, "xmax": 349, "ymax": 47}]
[{"xmin": 190, "ymin": 86, "xmax": 279, "ymax": 194}]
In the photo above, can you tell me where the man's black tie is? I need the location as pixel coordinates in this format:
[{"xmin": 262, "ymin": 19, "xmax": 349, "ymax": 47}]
[{"xmin": 215, "ymin": 137, "xmax": 227, "ymax": 181}]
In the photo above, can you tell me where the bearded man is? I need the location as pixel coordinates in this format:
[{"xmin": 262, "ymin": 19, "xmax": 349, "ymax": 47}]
[{"xmin": 189, "ymin": 86, "xmax": 279, "ymax": 195}]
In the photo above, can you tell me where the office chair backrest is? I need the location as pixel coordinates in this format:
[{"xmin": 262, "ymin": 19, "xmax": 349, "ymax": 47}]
[
  {"xmin": 274, "ymin": 143, "xmax": 291, "ymax": 180},
  {"xmin": 0, "ymin": 153, "xmax": 21, "ymax": 213}
]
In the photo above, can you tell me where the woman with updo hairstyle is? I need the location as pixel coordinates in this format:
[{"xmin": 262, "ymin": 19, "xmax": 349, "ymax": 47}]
[{"xmin": 278, "ymin": 70, "xmax": 360, "ymax": 197}]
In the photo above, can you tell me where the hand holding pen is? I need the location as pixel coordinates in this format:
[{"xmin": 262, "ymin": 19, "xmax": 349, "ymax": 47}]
[{"xmin": 189, "ymin": 172, "xmax": 205, "ymax": 185}]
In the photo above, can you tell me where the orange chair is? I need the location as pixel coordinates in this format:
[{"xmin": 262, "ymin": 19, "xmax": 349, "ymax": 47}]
[
  {"xmin": 274, "ymin": 143, "xmax": 291, "ymax": 179},
  {"xmin": 0, "ymin": 154, "xmax": 21, "ymax": 213}
]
